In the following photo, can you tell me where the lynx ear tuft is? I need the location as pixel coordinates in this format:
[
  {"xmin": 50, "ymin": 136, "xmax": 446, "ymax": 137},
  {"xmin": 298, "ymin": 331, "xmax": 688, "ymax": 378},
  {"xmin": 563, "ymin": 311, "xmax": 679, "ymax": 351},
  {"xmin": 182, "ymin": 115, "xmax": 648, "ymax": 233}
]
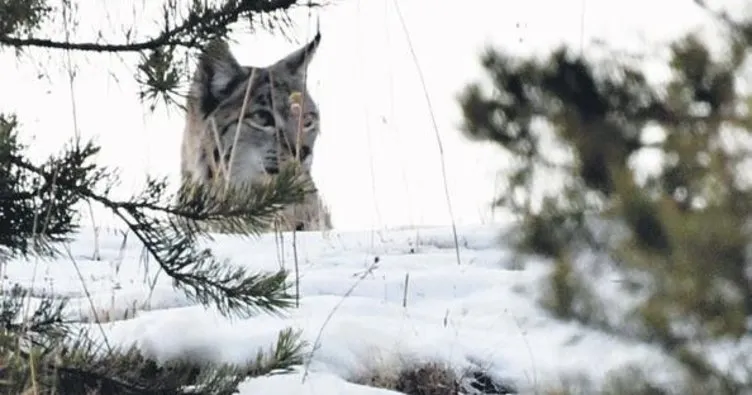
[{"xmin": 274, "ymin": 32, "xmax": 321, "ymax": 78}]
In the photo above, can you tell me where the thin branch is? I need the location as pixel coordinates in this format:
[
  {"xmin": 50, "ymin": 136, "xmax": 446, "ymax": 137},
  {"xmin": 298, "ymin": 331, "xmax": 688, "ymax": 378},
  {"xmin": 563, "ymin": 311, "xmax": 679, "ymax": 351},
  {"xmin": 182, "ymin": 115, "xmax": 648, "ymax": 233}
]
[{"xmin": 0, "ymin": 0, "xmax": 319, "ymax": 52}]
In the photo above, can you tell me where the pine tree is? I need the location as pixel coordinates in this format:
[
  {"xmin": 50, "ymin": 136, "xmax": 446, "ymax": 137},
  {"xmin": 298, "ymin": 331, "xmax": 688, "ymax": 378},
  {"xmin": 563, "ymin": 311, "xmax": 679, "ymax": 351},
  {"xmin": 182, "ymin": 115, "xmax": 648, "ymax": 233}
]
[
  {"xmin": 458, "ymin": 5, "xmax": 752, "ymax": 392},
  {"xmin": 0, "ymin": 1, "xmax": 321, "ymax": 393}
]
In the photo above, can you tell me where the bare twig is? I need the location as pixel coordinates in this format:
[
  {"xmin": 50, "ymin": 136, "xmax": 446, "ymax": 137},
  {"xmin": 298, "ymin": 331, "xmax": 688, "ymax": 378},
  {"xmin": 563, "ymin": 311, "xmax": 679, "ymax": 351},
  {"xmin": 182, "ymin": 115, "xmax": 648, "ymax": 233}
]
[
  {"xmin": 402, "ymin": 272, "xmax": 409, "ymax": 308},
  {"xmin": 292, "ymin": 227, "xmax": 300, "ymax": 308},
  {"xmin": 301, "ymin": 259, "xmax": 380, "ymax": 383},
  {"xmin": 63, "ymin": 244, "xmax": 113, "ymax": 353},
  {"xmin": 392, "ymin": 0, "xmax": 462, "ymax": 265},
  {"xmin": 226, "ymin": 68, "xmax": 258, "ymax": 185}
]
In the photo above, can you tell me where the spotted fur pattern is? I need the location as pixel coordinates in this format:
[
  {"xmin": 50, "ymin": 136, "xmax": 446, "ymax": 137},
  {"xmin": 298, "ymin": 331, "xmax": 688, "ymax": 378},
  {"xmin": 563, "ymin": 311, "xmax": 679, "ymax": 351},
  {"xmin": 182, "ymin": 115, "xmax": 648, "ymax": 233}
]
[{"xmin": 179, "ymin": 33, "xmax": 332, "ymax": 231}]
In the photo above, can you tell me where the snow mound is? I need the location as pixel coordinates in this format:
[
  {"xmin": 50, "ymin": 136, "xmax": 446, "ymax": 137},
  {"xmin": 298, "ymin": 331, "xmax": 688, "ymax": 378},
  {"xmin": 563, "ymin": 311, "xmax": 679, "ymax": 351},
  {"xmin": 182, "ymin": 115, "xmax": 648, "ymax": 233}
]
[{"xmin": 3, "ymin": 224, "xmax": 682, "ymax": 394}]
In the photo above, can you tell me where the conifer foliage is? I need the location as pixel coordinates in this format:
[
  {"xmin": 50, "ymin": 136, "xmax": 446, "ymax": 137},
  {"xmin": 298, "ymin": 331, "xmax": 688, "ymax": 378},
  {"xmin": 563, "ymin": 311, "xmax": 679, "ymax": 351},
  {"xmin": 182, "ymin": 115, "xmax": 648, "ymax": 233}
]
[
  {"xmin": 459, "ymin": 6, "xmax": 752, "ymax": 392},
  {"xmin": 0, "ymin": 0, "xmax": 319, "ymax": 393}
]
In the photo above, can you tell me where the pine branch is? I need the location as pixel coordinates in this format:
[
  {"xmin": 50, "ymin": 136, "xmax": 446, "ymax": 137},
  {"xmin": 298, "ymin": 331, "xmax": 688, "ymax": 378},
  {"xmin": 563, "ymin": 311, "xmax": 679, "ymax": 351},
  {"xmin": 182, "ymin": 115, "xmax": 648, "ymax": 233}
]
[
  {"xmin": 117, "ymin": 214, "xmax": 296, "ymax": 318},
  {"xmin": 0, "ymin": 288, "xmax": 305, "ymax": 393},
  {"xmin": 1, "ymin": 325, "xmax": 307, "ymax": 394},
  {"xmin": 8, "ymin": 153, "xmax": 311, "ymax": 237},
  {"xmin": 246, "ymin": 327, "xmax": 307, "ymax": 376},
  {"xmin": 24, "ymin": 336, "xmax": 246, "ymax": 394},
  {"xmin": 0, "ymin": 284, "xmax": 70, "ymax": 345},
  {"xmin": 0, "ymin": 0, "xmax": 321, "ymax": 53},
  {"xmin": 6, "ymin": 138, "xmax": 312, "ymax": 319},
  {"xmin": 174, "ymin": 165, "xmax": 315, "ymax": 235},
  {"xmin": 1, "ymin": 122, "xmax": 110, "ymax": 258}
]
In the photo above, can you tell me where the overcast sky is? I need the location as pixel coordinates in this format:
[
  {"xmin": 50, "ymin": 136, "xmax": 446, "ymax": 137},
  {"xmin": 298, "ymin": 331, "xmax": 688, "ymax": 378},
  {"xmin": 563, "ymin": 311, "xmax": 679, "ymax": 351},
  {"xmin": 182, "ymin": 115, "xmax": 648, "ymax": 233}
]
[{"xmin": 0, "ymin": 0, "xmax": 742, "ymax": 231}]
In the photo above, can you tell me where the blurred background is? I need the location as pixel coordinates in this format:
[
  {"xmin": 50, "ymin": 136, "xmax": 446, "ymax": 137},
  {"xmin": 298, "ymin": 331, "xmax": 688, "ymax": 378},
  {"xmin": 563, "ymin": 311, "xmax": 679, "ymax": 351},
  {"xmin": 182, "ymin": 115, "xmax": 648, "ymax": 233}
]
[{"xmin": 2, "ymin": 0, "xmax": 743, "ymax": 231}]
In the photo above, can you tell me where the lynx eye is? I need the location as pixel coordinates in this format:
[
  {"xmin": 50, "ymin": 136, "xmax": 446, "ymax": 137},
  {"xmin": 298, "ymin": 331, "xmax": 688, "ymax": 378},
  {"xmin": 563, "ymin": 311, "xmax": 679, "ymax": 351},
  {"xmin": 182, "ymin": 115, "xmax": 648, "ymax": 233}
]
[
  {"xmin": 248, "ymin": 110, "xmax": 275, "ymax": 128},
  {"xmin": 302, "ymin": 113, "xmax": 317, "ymax": 129}
]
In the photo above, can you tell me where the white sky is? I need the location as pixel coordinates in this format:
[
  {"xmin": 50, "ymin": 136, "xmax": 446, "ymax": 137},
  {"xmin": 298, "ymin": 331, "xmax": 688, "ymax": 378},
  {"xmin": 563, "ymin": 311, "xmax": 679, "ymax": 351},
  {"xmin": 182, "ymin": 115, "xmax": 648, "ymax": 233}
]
[{"xmin": 0, "ymin": 0, "xmax": 744, "ymax": 231}]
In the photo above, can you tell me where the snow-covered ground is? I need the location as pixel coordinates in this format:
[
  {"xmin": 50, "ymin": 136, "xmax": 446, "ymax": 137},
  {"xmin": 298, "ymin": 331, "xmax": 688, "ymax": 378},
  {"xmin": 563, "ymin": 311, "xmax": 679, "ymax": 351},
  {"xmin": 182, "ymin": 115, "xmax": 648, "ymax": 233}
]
[{"xmin": 1, "ymin": 223, "xmax": 690, "ymax": 394}]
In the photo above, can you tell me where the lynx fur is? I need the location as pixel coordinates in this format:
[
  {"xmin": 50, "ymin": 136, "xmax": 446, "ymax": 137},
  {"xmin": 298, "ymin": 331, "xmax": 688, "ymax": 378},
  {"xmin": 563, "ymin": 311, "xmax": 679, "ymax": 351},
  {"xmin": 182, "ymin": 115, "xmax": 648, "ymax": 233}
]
[{"xmin": 179, "ymin": 32, "xmax": 332, "ymax": 231}]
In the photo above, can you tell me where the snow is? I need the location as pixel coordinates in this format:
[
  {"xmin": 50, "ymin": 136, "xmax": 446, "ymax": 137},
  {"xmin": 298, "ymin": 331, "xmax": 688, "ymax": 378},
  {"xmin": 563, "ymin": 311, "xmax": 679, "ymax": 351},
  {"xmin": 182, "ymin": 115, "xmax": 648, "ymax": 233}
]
[
  {"xmin": 2, "ymin": 224, "xmax": 689, "ymax": 394},
  {"xmin": 1, "ymin": 0, "xmax": 750, "ymax": 393},
  {"xmin": 238, "ymin": 371, "xmax": 403, "ymax": 395}
]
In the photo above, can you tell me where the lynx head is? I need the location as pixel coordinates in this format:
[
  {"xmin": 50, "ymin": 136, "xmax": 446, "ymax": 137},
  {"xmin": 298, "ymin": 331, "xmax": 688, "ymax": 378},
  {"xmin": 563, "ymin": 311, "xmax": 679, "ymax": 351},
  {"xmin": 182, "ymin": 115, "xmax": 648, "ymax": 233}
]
[{"xmin": 187, "ymin": 33, "xmax": 322, "ymax": 185}]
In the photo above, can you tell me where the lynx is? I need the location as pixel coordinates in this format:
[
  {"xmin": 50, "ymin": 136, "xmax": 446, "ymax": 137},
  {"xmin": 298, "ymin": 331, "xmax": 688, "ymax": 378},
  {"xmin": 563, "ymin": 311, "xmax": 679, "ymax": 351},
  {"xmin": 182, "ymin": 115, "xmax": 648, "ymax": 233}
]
[{"xmin": 179, "ymin": 32, "xmax": 332, "ymax": 231}]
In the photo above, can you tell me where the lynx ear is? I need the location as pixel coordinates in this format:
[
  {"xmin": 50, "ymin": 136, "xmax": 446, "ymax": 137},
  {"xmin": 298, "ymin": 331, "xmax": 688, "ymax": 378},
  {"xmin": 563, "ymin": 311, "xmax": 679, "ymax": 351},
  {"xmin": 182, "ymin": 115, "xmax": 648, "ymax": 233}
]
[
  {"xmin": 273, "ymin": 31, "xmax": 321, "ymax": 78},
  {"xmin": 194, "ymin": 40, "xmax": 246, "ymax": 114}
]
